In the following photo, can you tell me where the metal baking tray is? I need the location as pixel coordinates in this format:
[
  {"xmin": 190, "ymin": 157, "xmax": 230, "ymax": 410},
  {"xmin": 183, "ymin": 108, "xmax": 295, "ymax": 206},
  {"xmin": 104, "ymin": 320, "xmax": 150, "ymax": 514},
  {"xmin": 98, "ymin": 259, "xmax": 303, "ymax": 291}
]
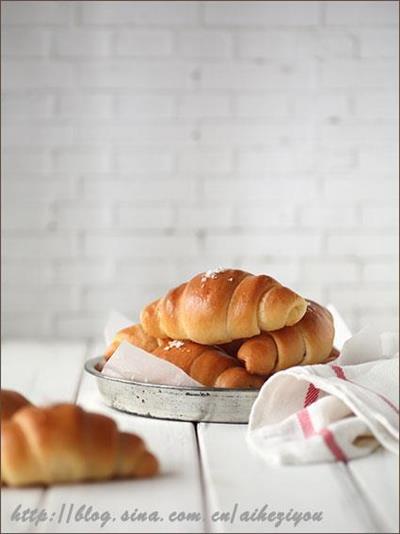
[{"xmin": 85, "ymin": 357, "xmax": 259, "ymax": 423}]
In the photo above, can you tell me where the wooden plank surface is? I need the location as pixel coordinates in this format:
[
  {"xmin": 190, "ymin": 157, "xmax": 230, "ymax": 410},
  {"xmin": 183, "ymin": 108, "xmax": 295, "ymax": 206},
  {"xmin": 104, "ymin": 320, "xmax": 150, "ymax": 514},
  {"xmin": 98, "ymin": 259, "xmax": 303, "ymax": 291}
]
[
  {"xmin": 1, "ymin": 341, "xmax": 87, "ymax": 405},
  {"xmin": 1, "ymin": 341, "xmax": 88, "ymax": 534},
  {"xmin": 198, "ymin": 423, "xmax": 384, "ymax": 533},
  {"xmin": 32, "ymin": 344, "xmax": 205, "ymax": 533},
  {"xmin": 2, "ymin": 341, "xmax": 398, "ymax": 534}
]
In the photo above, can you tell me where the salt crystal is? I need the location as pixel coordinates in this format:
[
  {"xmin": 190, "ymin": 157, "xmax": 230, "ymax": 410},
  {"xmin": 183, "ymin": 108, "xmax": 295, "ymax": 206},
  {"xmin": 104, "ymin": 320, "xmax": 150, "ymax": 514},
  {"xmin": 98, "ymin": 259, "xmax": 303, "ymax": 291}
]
[
  {"xmin": 165, "ymin": 340, "xmax": 185, "ymax": 350},
  {"xmin": 201, "ymin": 267, "xmax": 226, "ymax": 283}
]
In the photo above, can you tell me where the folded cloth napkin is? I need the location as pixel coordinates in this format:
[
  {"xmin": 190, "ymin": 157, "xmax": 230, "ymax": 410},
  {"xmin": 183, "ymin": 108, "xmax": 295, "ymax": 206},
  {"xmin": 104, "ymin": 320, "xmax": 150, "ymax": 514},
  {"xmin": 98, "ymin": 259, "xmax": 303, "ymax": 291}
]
[{"xmin": 247, "ymin": 327, "xmax": 399, "ymax": 465}]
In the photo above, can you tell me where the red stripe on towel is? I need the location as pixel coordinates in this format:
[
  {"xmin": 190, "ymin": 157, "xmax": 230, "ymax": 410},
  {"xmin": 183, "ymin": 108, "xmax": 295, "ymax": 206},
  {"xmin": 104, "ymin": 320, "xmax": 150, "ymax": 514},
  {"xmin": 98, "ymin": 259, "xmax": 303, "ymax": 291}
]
[
  {"xmin": 374, "ymin": 394, "xmax": 399, "ymax": 414},
  {"xmin": 331, "ymin": 364, "xmax": 399, "ymax": 415},
  {"xmin": 304, "ymin": 383, "xmax": 320, "ymax": 407},
  {"xmin": 320, "ymin": 428, "xmax": 348, "ymax": 463},
  {"xmin": 297, "ymin": 408, "xmax": 315, "ymax": 438},
  {"xmin": 297, "ymin": 408, "xmax": 348, "ymax": 462},
  {"xmin": 331, "ymin": 364, "xmax": 346, "ymax": 379}
]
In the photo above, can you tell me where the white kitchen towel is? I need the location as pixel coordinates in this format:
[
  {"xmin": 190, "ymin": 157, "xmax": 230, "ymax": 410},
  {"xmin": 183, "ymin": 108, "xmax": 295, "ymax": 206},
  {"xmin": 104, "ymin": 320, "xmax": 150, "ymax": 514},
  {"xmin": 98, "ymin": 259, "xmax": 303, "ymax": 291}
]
[{"xmin": 247, "ymin": 327, "xmax": 399, "ymax": 465}]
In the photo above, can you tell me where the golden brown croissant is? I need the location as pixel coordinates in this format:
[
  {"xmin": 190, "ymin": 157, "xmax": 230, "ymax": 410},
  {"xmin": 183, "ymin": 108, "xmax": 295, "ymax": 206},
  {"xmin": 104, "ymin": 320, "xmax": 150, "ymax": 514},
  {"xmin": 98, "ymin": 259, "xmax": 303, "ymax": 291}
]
[
  {"xmin": 1, "ymin": 404, "xmax": 159, "ymax": 487},
  {"xmin": 153, "ymin": 340, "xmax": 265, "ymax": 389},
  {"xmin": 104, "ymin": 324, "xmax": 265, "ymax": 389},
  {"xmin": 236, "ymin": 301, "xmax": 334, "ymax": 375},
  {"xmin": 104, "ymin": 323, "xmax": 161, "ymax": 360},
  {"xmin": 140, "ymin": 268, "xmax": 307, "ymax": 344},
  {"xmin": 1, "ymin": 390, "xmax": 32, "ymax": 421}
]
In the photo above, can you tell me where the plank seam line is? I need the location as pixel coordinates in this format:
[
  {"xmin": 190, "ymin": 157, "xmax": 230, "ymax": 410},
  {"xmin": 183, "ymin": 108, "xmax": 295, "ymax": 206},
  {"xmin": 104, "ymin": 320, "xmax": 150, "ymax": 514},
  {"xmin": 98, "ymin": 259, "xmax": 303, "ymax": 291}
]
[
  {"xmin": 195, "ymin": 423, "xmax": 212, "ymax": 534},
  {"xmin": 72, "ymin": 338, "xmax": 95, "ymax": 403},
  {"xmin": 26, "ymin": 491, "xmax": 47, "ymax": 534},
  {"xmin": 26, "ymin": 340, "xmax": 93, "ymax": 533},
  {"xmin": 342, "ymin": 461, "xmax": 389, "ymax": 533}
]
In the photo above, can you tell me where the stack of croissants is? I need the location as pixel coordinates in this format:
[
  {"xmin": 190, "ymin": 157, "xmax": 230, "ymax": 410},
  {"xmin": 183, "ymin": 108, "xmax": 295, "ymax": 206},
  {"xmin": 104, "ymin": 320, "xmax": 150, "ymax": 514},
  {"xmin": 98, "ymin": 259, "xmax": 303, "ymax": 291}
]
[
  {"xmin": 1, "ymin": 268, "xmax": 337, "ymax": 488},
  {"xmin": 104, "ymin": 268, "xmax": 337, "ymax": 388}
]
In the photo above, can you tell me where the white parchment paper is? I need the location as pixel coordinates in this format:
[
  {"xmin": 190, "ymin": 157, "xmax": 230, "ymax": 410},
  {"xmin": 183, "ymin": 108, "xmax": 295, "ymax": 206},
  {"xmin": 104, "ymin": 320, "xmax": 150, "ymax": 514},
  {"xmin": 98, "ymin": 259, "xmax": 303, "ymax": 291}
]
[{"xmin": 101, "ymin": 310, "xmax": 202, "ymax": 387}]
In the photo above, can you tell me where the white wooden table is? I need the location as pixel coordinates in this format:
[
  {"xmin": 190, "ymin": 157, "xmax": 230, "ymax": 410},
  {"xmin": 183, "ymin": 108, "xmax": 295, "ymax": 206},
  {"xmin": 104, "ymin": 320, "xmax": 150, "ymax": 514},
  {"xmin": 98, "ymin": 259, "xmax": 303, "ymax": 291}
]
[{"xmin": 1, "ymin": 340, "xmax": 398, "ymax": 534}]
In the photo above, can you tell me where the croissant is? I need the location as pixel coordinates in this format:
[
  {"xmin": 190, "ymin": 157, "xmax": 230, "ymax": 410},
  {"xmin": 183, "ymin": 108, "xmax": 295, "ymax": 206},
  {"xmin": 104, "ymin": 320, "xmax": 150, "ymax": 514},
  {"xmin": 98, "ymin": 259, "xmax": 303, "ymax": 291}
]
[
  {"xmin": 1, "ymin": 404, "xmax": 159, "ymax": 487},
  {"xmin": 236, "ymin": 301, "xmax": 334, "ymax": 375},
  {"xmin": 1, "ymin": 390, "xmax": 32, "ymax": 421},
  {"xmin": 104, "ymin": 324, "xmax": 161, "ymax": 360},
  {"xmin": 104, "ymin": 324, "xmax": 265, "ymax": 389},
  {"xmin": 153, "ymin": 340, "xmax": 265, "ymax": 389},
  {"xmin": 140, "ymin": 268, "xmax": 307, "ymax": 344}
]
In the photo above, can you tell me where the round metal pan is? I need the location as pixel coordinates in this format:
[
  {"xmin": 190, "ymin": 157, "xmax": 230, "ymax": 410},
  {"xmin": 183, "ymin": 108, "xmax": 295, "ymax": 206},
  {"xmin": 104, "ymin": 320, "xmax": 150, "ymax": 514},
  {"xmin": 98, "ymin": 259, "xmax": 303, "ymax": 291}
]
[{"xmin": 85, "ymin": 357, "xmax": 259, "ymax": 423}]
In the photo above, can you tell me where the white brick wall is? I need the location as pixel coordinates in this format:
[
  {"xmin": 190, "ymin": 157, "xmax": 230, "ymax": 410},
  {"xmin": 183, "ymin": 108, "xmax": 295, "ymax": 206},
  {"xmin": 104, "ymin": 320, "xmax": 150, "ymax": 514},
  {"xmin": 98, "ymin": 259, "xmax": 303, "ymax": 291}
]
[{"xmin": 1, "ymin": 0, "xmax": 398, "ymax": 339}]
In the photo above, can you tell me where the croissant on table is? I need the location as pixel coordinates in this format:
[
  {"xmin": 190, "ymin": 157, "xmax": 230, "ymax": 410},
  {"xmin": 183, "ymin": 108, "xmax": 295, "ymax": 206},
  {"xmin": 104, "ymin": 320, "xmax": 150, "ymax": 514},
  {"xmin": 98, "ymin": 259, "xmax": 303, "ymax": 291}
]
[
  {"xmin": 1, "ymin": 403, "xmax": 159, "ymax": 487},
  {"xmin": 1, "ymin": 389, "xmax": 32, "ymax": 421},
  {"xmin": 141, "ymin": 268, "xmax": 307, "ymax": 345},
  {"xmin": 104, "ymin": 324, "xmax": 265, "ymax": 389},
  {"xmin": 235, "ymin": 301, "xmax": 335, "ymax": 375}
]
